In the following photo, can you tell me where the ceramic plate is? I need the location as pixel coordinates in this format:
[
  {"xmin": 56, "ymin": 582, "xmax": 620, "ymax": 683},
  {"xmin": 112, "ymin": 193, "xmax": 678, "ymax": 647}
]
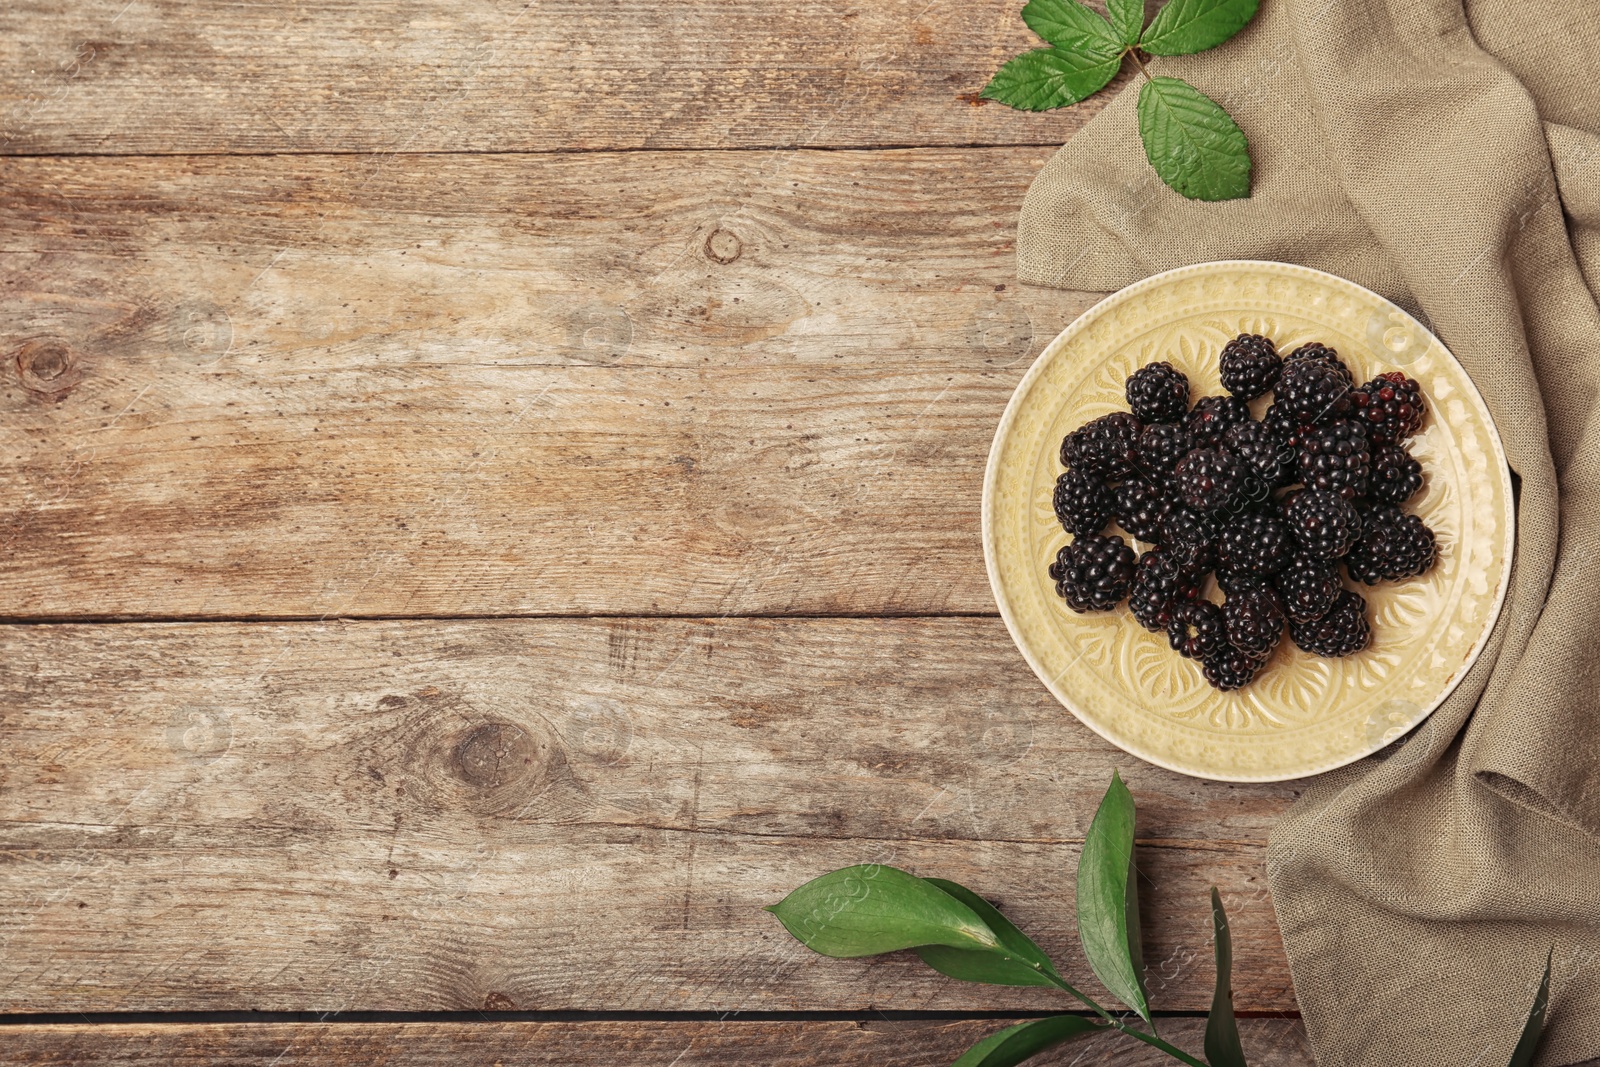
[{"xmin": 982, "ymin": 261, "xmax": 1513, "ymax": 782}]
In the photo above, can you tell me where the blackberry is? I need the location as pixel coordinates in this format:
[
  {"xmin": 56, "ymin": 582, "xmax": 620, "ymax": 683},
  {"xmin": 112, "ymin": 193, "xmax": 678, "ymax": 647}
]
[
  {"xmin": 1215, "ymin": 565, "xmax": 1268, "ymax": 597},
  {"xmin": 1276, "ymin": 358, "xmax": 1352, "ymax": 424},
  {"xmin": 1352, "ymin": 372, "xmax": 1425, "ymax": 443},
  {"xmin": 1297, "ymin": 418, "xmax": 1370, "ymax": 499},
  {"xmin": 1283, "ymin": 488, "xmax": 1361, "ymax": 559},
  {"xmin": 1224, "ymin": 419, "xmax": 1294, "ymax": 489},
  {"xmin": 1284, "ymin": 342, "xmax": 1354, "ymax": 384},
  {"xmin": 1061, "ymin": 412, "xmax": 1142, "ymax": 480},
  {"xmin": 1125, "ymin": 362, "xmax": 1190, "ymax": 423},
  {"xmin": 1222, "ymin": 584, "xmax": 1285, "ymax": 659},
  {"xmin": 1167, "ymin": 600, "xmax": 1228, "ymax": 660},
  {"xmin": 1173, "ymin": 447, "xmax": 1247, "ymax": 512},
  {"xmin": 1128, "ymin": 548, "xmax": 1201, "ymax": 632},
  {"xmin": 1289, "ymin": 589, "xmax": 1371, "ymax": 657},
  {"xmin": 1201, "ymin": 646, "xmax": 1267, "ymax": 691},
  {"xmin": 1344, "ymin": 505, "xmax": 1437, "ymax": 584},
  {"xmin": 1052, "ymin": 469, "xmax": 1112, "ymax": 537},
  {"xmin": 1263, "ymin": 399, "xmax": 1313, "ymax": 449},
  {"xmin": 1186, "ymin": 395, "xmax": 1252, "ymax": 449},
  {"xmin": 1048, "ymin": 535, "xmax": 1136, "ymax": 613},
  {"xmin": 1136, "ymin": 422, "xmax": 1192, "ymax": 480},
  {"xmin": 1273, "ymin": 551, "xmax": 1342, "ymax": 623},
  {"xmin": 1368, "ymin": 444, "xmax": 1424, "ymax": 504},
  {"xmin": 1113, "ymin": 480, "xmax": 1174, "ymax": 543},
  {"xmin": 1217, "ymin": 511, "xmax": 1291, "ymax": 576},
  {"xmin": 1218, "ymin": 333, "xmax": 1282, "ymax": 400},
  {"xmin": 1161, "ymin": 506, "xmax": 1219, "ymax": 572}
]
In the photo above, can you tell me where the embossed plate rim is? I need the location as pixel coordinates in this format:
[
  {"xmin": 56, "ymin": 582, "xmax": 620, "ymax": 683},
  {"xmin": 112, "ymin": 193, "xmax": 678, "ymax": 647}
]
[{"xmin": 982, "ymin": 259, "xmax": 1515, "ymax": 783}]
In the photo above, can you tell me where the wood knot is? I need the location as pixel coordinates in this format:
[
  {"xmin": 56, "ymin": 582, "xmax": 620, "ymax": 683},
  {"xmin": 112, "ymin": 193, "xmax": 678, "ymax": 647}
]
[
  {"xmin": 452, "ymin": 722, "xmax": 538, "ymax": 790},
  {"xmin": 16, "ymin": 338, "xmax": 80, "ymax": 396},
  {"xmin": 483, "ymin": 992, "xmax": 518, "ymax": 1010},
  {"xmin": 703, "ymin": 226, "xmax": 744, "ymax": 264}
]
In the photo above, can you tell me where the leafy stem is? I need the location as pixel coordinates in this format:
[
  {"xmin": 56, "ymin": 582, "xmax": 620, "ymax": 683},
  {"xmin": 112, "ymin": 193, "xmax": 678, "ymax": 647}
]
[{"xmin": 1126, "ymin": 47, "xmax": 1151, "ymax": 81}]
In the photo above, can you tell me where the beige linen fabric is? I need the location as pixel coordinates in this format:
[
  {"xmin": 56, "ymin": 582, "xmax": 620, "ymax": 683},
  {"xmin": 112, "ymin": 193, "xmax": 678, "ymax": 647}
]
[{"xmin": 1015, "ymin": 2, "xmax": 1600, "ymax": 1063}]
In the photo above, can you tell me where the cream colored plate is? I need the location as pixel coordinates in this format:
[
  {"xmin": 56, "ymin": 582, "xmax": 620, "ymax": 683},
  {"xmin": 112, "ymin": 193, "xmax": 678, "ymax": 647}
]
[{"xmin": 983, "ymin": 261, "xmax": 1513, "ymax": 782}]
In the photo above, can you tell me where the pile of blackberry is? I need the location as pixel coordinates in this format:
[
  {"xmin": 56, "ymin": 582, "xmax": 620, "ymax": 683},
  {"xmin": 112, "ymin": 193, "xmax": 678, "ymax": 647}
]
[{"xmin": 1050, "ymin": 338, "xmax": 1439, "ymax": 691}]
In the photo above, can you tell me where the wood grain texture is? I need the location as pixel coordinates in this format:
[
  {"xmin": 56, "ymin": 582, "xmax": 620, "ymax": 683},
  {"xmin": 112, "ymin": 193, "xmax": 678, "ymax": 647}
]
[
  {"xmin": 0, "ymin": 147, "xmax": 1102, "ymax": 619},
  {"xmin": 0, "ymin": 1019, "xmax": 1316, "ymax": 1065},
  {"xmin": 0, "ymin": 0, "xmax": 1121, "ymax": 155},
  {"xmin": 0, "ymin": 616, "xmax": 1301, "ymax": 1013}
]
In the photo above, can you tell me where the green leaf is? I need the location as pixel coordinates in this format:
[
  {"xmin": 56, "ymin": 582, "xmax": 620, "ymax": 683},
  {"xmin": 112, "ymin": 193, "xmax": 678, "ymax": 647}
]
[
  {"xmin": 767, "ymin": 865, "xmax": 1001, "ymax": 959},
  {"xmin": 951, "ymin": 1016, "xmax": 1104, "ymax": 1067},
  {"xmin": 1107, "ymin": 0, "xmax": 1145, "ymax": 46},
  {"xmin": 1021, "ymin": 0, "xmax": 1122, "ymax": 54},
  {"xmin": 981, "ymin": 48, "xmax": 1124, "ymax": 112},
  {"xmin": 1135, "ymin": 76, "xmax": 1251, "ymax": 201},
  {"xmin": 1506, "ymin": 950, "xmax": 1552, "ymax": 1067},
  {"xmin": 1204, "ymin": 888, "xmax": 1248, "ymax": 1067},
  {"xmin": 915, "ymin": 878, "xmax": 1059, "ymax": 987},
  {"xmin": 1075, "ymin": 770, "xmax": 1151, "ymax": 1022},
  {"xmin": 1140, "ymin": 0, "xmax": 1259, "ymax": 56}
]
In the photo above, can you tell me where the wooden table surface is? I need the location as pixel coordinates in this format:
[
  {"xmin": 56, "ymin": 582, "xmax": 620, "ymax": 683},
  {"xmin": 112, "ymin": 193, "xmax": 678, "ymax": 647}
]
[{"xmin": 0, "ymin": 2, "xmax": 1316, "ymax": 1063}]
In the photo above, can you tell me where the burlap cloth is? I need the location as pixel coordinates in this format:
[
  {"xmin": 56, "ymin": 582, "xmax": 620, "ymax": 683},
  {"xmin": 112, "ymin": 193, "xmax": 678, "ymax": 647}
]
[{"xmin": 1016, "ymin": 1, "xmax": 1600, "ymax": 1063}]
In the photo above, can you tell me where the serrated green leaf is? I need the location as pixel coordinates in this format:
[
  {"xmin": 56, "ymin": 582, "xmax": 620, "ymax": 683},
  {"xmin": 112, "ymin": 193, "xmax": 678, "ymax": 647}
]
[
  {"xmin": 1506, "ymin": 950, "xmax": 1552, "ymax": 1067},
  {"xmin": 1075, "ymin": 770, "xmax": 1151, "ymax": 1023},
  {"xmin": 1204, "ymin": 888, "xmax": 1248, "ymax": 1067},
  {"xmin": 1140, "ymin": 0, "xmax": 1259, "ymax": 56},
  {"xmin": 981, "ymin": 47, "xmax": 1124, "ymax": 112},
  {"xmin": 951, "ymin": 1016, "xmax": 1104, "ymax": 1067},
  {"xmin": 915, "ymin": 878, "xmax": 1059, "ymax": 987},
  {"xmin": 768, "ymin": 865, "xmax": 1000, "ymax": 958},
  {"xmin": 1021, "ymin": 0, "xmax": 1122, "ymax": 54},
  {"xmin": 1136, "ymin": 76, "xmax": 1251, "ymax": 201},
  {"xmin": 1107, "ymin": 0, "xmax": 1145, "ymax": 45}
]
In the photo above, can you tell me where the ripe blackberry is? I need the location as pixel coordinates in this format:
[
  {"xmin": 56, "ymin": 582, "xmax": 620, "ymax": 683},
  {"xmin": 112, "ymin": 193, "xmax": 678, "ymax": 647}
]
[
  {"xmin": 1048, "ymin": 535, "xmax": 1136, "ymax": 613},
  {"xmin": 1161, "ymin": 506, "xmax": 1219, "ymax": 572},
  {"xmin": 1263, "ymin": 399, "xmax": 1313, "ymax": 449},
  {"xmin": 1173, "ymin": 447, "xmax": 1247, "ymax": 512},
  {"xmin": 1218, "ymin": 333, "xmax": 1282, "ymax": 400},
  {"xmin": 1186, "ymin": 395, "xmax": 1252, "ymax": 448},
  {"xmin": 1351, "ymin": 372, "xmax": 1425, "ymax": 443},
  {"xmin": 1273, "ymin": 551, "xmax": 1342, "ymax": 623},
  {"xmin": 1368, "ymin": 444, "xmax": 1424, "ymax": 504},
  {"xmin": 1136, "ymin": 422, "xmax": 1192, "ymax": 480},
  {"xmin": 1061, "ymin": 412, "xmax": 1142, "ymax": 480},
  {"xmin": 1345, "ymin": 505, "xmax": 1437, "ymax": 584},
  {"xmin": 1284, "ymin": 342, "xmax": 1354, "ymax": 384},
  {"xmin": 1224, "ymin": 419, "xmax": 1294, "ymax": 489},
  {"xmin": 1222, "ymin": 584, "xmax": 1285, "ymax": 659},
  {"xmin": 1215, "ymin": 565, "xmax": 1267, "ymax": 597},
  {"xmin": 1052, "ymin": 470, "xmax": 1112, "ymax": 537},
  {"xmin": 1283, "ymin": 488, "xmax": 1361, "ymax": 559},
  {"xmin": 1127, "ymin": 548, "xmax": 1201, "ymax": 632},
  {"xmin": 1125, "ymin": 362, "xmax": 1190, "ymax": 423},
  {"xmin": 1201, "ymin": 646, "xmax": 1267, "ymax": 691},
  {"xmin": 1276, "ymin": 358, "xmax": 1352, "ymax": 424},
  {"xmin": 1217, "ymin": 511, "xmax": 1291, "ymax": 577},
  {"xmin": 1113, "ymin": 480, "xmax": 1174, "ymax": 543},
  {"xmin": 1167, "ymin": 600, "xmax": 1228, "ymax": 660},
  {"xmin": 1289, "ymin": 589, "xmax": 1371, "ymax": 657},
  {"xmin": 1297, "ymin": 418, "xmax": 1370, "ymax": 499}
]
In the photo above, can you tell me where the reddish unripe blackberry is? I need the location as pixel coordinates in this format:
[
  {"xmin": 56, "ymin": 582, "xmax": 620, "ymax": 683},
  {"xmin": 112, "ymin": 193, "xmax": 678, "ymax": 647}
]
[
  {"xmin": 1289, "ymin": 589, "xmax": 1371, "ymax": 657},
  {"xmin": 1283, "ymin": 488, "xmax": 1362, "ymax": 559},
  {"xmin": 1167, "ymin": 600, "xmax": 1228, "ymax": 660},
  {"xmin": 1273, "ymin": 551, "xmax": 1342, "ymax": 623},
  {"xmin": 1297, "ymin": 418, "xmax": 1370, "ymax": 499},
  {"xmin": 1186, "ymin": 395, "xmax": 1252, "ymax": 449},
  {"xmin": 1218, "ymin": 333, "xmax": 1282, "ymax": 400},
  {"xmin": 1052, "ymin": 469, "xmax": 1112, "ymax": 537},
  {"xmin": 1276, "ymin": 358, "xmax": 1352, "ymax": 424},
  {"xmin": 1113, "ymin": 480, "xmax": 1174, "ymax": 543},
  {"xmin": 1061, "ymin": 412, "xmax": 1142, "ymax": 480},
  {"xmin": 1351, "ymin": 372, "xmax": 1425, "ymax": 443},
  {"xmin": 1368, "ymin": 444, "xmax": 1424, "ymax": 504},
  {"xmin": 1048, "ymin": 535, "xmax": 1136, "ymax": 613},
  {"xmin": 1160, "ymin": 505, "xmax": 1219, "ymax": 572},
  {"xmin": 1136, "ymin": 422, "xmax": 1192, "ymax": 480},
  {"xmin": 1201, "ymin": 646, "xmax": 1267, "ymax": 691},
  {"xmin": 1217, "ymin": 511, "xmax": 1292, "ymax": 577},
  {"xmin": 1284, "ymin": 342, "xmax": 1354, "ymax": 385},
  {"xmin": 1125, "ymin": 361, "xmax": 1190, "ymax": 423},
  {"xmin": 1345, "ymin": 505, "xmax": 1438, "ymax": 584},
  {"xmin": 1222, "ymin": 584, "xmax": 1285, "ymax": 659},
  {"xmin": 1127, "ymin": 548, "xmax": 1201, "ymax": 632},
  {"xmin": 1173, "ymin": 447, "xmax": 1247, "ymax": 512},
  {"xmin": 1224, "ymin": 419, "xmax": 1295, "ymax": 489}
]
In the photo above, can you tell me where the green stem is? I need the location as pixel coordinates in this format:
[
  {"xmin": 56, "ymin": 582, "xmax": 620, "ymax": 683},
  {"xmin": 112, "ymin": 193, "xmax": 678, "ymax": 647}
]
[
  {"xmin": 1127, "ymin": 47, "xmax": 1152, "ymax": 81},
  {"xmin": 1028, "ymin": 964, "xmax": 1208, "ymax": 1067}
]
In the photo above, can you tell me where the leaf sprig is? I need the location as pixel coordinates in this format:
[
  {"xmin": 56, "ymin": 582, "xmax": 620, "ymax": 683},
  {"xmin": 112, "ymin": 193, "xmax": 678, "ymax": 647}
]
[
  {"xmin": 767, "ymin": 769, "xmax": 1554, "ymax": 1067},
  {"xmin": 981, "ymin": 0, "xmax": 1257, "ymax": 201}
]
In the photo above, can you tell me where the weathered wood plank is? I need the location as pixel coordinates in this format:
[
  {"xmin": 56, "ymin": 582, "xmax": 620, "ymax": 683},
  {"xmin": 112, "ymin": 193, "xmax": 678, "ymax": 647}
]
[
  {"xmin": 0, "ymin": 148, "xmax": 1099, "ymax": 619},
  {"xmin": 0, "ymin": 0, "xmax": 1119, "ymax": 155},
  {"xmin": 0, "ymin": 617, "xmax": 1300, "ymax": 1013},
  {"xmin": 0, "ymin": 1019, "xmax": 1316, "ymax": 1066}
]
